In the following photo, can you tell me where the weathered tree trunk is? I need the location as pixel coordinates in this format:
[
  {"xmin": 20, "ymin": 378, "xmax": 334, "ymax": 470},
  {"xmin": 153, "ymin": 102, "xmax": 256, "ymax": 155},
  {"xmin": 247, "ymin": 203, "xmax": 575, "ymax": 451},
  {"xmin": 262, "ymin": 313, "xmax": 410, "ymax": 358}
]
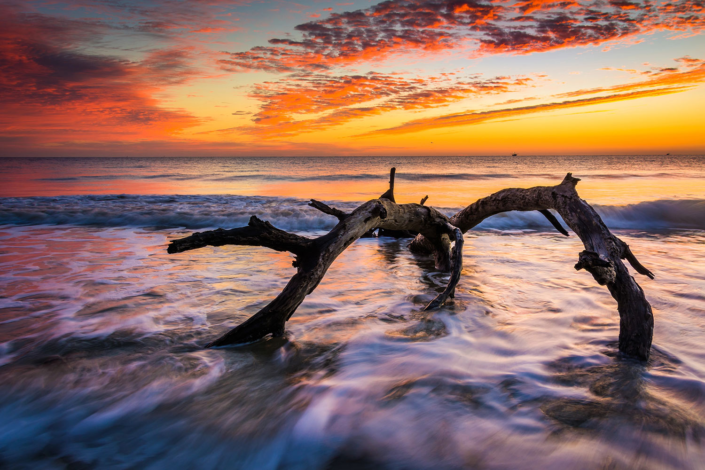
[
  {"xmin": 168, "ymin": 171, "xmax": 655, "ymax": 360},
  {"xmin": 169, "ymin": 169, "xmax": 460, "ymax": 347},
  {"xmin": 409, "ymin": 173, "xmax": 654, "ymax": 359}
]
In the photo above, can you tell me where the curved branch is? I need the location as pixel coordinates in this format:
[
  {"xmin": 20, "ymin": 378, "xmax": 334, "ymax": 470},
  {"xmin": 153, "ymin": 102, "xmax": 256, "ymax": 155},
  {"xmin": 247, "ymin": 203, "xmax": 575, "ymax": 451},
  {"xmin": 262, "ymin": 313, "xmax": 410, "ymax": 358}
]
[
  {"xmin": 410, "ymin": 173, "xmax": 655, "ymax": 360},
  {"xmin": 424, "ymin": 223, "xmax": 463, "ymax": 310},
  {"xmin": 619, "ymin": 241, "xmax": 655, "ymax": 279},
  {"xmin": 308, "ymin": 199, "xmax": 380, "ymax": 238},
  {"xmin": 169, "ymin": 171, "xmax": 656, "ymax": 361},
  {"xmin": 170, "ymin": 197, "xmax": 459, "ymax": 348},
  {"xmin": 167, "ymin": 215, "xmax": 312, "ymax": 256},
  {"xmin": 539, "ymin": 209, "xmax": 569, "ymax": 236}
]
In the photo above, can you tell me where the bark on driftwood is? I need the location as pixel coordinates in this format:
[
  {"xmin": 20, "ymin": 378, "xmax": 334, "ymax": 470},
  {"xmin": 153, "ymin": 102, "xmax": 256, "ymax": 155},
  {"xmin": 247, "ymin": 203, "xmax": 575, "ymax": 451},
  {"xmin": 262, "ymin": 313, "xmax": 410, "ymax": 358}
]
[
  {"xmin": 408, "ymin": 173, "xmax": 654, "ymax": 359},
  {"xmin": 168, "ymin": 170, "xmax": 655, "ymax": 360}
]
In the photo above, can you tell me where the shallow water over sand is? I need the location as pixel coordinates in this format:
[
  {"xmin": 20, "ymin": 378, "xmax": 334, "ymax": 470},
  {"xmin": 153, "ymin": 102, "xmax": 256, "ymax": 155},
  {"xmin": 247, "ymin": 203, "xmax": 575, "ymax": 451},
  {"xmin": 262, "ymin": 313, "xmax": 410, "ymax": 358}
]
[
  {"xmin": 1, "ymin": 224, "xmax": 705, "ymax": 469},
  {"xmin": 2, "ymin": 155, "xmax": 705, "ymax": 468}
]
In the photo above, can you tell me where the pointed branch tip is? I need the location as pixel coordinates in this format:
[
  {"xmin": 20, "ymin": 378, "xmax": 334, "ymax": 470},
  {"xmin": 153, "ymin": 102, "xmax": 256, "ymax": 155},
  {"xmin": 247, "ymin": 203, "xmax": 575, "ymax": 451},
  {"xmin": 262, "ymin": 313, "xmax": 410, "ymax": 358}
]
[
  {"xmin": 308, "ymin": 199, "xmax": 349, "ymax": 221},
  {"xmin": 622, "ymin": 242, "xmax": 655, "ymax": 279},
  {"xmin": 538, "ymin": 209, "xmax": 569, "ymax": 236},
  {"xmin": 563, "ymin": 172, "xmax": 581, "ymax": 186},
  {"xmin": 379, "ymin": 167, "xmax": 397, "ymax": 202}
]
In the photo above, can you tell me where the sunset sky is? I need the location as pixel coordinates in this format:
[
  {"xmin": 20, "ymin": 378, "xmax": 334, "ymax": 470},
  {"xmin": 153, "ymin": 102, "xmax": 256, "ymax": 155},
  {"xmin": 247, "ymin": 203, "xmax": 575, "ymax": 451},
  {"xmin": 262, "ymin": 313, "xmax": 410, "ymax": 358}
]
[{"xmin": 1, "ymin": 0, "xmax": 703, "ymax": 156}]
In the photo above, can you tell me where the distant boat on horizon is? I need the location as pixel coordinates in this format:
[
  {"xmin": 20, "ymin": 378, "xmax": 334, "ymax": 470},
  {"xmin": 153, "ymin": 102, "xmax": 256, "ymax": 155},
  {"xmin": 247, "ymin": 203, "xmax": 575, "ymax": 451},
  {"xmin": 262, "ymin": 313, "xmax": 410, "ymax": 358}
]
[{"xmin": 512, "ymin": 153, "xmax": 517, "ymax": 156}]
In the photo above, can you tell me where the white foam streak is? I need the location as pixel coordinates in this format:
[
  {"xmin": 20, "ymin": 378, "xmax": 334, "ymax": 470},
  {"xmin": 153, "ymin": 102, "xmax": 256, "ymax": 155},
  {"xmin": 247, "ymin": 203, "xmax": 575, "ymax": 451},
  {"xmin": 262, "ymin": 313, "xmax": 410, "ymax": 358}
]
[{"xmin": 2, "ymin": 195, "xmax": 704, "ymax": 231}]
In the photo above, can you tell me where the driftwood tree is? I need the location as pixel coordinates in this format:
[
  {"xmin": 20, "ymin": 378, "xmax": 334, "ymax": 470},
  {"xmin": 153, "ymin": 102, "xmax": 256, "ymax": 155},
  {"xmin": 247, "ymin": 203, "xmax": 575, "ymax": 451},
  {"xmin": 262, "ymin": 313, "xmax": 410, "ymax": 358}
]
[{"xmin": 168, "ymin": 170, "xmax": 655, "ymax": 360}]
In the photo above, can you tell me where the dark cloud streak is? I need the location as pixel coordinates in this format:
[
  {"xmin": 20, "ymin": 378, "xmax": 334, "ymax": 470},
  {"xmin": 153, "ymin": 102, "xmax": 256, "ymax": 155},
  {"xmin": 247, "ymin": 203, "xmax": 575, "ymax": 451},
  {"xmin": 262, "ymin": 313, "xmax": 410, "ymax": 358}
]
[{"xmin": 0, "ymin": 4, "xmax": 203, "ymax": 147}]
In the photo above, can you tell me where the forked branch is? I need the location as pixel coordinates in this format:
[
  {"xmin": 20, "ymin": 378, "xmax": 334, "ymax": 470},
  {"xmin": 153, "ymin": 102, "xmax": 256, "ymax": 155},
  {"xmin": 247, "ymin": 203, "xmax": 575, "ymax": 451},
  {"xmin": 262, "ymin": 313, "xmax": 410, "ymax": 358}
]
[
  {"xmin": 168, "ymin": 170, "xmax": 656, "ymax": 361},
  {"xmin": 409, "ymin": 173, "xmax": 655, "ymax": 359},
  {"xmin": 168, "ymin": 215, "xmax": 312, "ymax": 256},
  {"xmin": 424, "ymin": 223, "xmax": 463, "ymax": 311}
]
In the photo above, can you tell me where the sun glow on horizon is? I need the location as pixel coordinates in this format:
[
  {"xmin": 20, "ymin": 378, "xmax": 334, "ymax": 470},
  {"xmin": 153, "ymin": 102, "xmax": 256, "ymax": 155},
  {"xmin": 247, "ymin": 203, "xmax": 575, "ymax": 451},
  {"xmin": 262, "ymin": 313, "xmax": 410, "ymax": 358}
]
[{"xmin": 0, "ymin": 0, "xmax": 703, "ymax": 157}]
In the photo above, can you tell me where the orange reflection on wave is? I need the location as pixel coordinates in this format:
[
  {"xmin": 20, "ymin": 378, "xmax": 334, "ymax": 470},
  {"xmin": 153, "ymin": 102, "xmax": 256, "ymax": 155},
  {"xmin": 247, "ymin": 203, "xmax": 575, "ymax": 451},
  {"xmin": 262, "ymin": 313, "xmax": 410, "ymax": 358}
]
[
  {"xmin": 256, "ymin": 176, "xmax": 705, "ymax": 206},
  {"xmin": 2, "ymin": 175, "xmax": 184, "ymax": 197}
]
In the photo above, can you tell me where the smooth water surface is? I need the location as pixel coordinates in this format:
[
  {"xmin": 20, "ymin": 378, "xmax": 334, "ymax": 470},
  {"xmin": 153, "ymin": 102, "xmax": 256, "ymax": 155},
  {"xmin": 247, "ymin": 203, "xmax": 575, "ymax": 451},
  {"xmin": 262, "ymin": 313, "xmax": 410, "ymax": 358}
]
[
  {"xmin": 1, "ymin": 156, "xmax": 704, "ymax": 469},
  {"xmin": 2, "ymin": 155, "xmax": 705, "ymax": 204}
]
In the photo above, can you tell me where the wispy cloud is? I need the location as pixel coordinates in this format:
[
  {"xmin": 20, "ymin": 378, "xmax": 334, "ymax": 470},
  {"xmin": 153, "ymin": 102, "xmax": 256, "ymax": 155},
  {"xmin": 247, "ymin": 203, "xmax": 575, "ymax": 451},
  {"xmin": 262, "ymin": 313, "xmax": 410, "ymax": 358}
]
[
  {"xmin": 223, "ymin": 55, "xmax": 705, "ymax": 139},
  {"xmin": 359, "ymin": 86, "xmax": 693, "ymax": 136},
  {"xmin": 556, "ymin": 58, "xmax": 705, "ymax": 98},
  {"xmin": 2, "ymin": 0, "xmax": 703, "ymax": 154},
  {"xmin": 0, "ymin": 5, "xmax": 206, "ymax": 147},
  {"xmin": 360, "ymin": 58, "xmax": 705, "ymax": 136},
  {"xmin": 221, "ymin": 72, "xmax": 539, "ymax": 137},
  {"xmin": 40, "ymin": 0, "xmax": 247, "ymax": 37}
]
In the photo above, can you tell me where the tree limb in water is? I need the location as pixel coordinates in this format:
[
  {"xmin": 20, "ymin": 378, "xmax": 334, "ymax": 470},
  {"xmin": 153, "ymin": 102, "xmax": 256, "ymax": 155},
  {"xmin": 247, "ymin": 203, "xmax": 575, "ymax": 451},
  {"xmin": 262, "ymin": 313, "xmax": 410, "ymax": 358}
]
[
  {"xmin": 168, "ymin": 170, "xmax": 656, "ymax": 360},
  {"xmin": 409, "ymin": 173, "xmax": 654, "ymax": 359}
]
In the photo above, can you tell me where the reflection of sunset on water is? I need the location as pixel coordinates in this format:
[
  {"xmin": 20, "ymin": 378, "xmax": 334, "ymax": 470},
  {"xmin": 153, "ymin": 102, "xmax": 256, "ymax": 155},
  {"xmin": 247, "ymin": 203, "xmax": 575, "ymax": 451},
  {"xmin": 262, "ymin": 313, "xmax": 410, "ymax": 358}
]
[
  {"xmin": 259, "ymin": 177, "xmax": 705, "ymax": 206},
  {"xmin": 0, "ymin": 0, "xmax": 704, "ymax": 464},
  {"xmin": 2, "ymin": 221, "xmax": 705, "ymax": 467},
  {"xmin": 4, "ymin": 157, "xmax": 705, "ymax": 205},
  {"xmin": 1, "ymin": 155, "xmax": 705, "ymax": 468}
]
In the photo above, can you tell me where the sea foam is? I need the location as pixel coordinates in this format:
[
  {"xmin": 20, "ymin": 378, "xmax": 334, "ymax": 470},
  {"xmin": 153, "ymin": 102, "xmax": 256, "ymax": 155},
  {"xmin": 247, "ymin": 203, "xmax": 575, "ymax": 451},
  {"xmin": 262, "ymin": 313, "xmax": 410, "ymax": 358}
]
[{"xmin": 1, "ymin": 195, "xmax": 704, "ymax": 231}]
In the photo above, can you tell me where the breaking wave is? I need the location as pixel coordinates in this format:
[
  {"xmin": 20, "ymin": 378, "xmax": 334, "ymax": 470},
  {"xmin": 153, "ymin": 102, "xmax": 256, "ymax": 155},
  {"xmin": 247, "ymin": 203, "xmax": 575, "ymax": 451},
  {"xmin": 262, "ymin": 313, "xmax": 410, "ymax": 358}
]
[
  {"xmin": 1, "ymin": 195, "xmax": 704, "ymax": 232},
  {"xmin": 474, "ymin": 199, "xmax": 705, "ymax": 231}
]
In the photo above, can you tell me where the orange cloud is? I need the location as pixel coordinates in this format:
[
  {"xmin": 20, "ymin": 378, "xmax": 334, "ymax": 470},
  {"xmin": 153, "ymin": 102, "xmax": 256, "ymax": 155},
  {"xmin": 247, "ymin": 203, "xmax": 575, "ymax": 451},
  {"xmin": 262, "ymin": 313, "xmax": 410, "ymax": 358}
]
[
  {"xmin": 514, "ymin": 0, "xmax": 581, "ymax": 14},
  {"xmin": 556, "ymin": 59, "xmax": 705, "ymax": 98},
  {"xmin": 227, "ymin": 72, "xmax": 538, "ymax": 137},
  {"xmin": 0, "ymin": 6, "xmax": 203, "ymax": 150},
  {"xmin": 360, "ymin": 87, "xmax": 694, "ymax": 136}
]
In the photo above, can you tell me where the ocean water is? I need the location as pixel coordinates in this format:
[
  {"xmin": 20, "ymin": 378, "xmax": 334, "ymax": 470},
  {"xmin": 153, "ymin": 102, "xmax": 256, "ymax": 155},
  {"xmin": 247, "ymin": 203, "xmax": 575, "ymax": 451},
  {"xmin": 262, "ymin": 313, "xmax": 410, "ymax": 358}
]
[{"xmin": 1, "ymin": 156, "xmax": 705, "ymax": 469}]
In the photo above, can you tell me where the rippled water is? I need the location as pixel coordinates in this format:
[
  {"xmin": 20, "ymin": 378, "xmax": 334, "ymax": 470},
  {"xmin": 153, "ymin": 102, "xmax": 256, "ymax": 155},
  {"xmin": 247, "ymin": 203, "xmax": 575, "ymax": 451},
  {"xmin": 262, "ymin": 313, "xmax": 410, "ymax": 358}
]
[
  {"xmin": 1, "ymin": 157, "xmax": 705, "ymax": 469},
  {"xmin": 2, "ymin": 155, "xmax": 705, "ymax": 204}
]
